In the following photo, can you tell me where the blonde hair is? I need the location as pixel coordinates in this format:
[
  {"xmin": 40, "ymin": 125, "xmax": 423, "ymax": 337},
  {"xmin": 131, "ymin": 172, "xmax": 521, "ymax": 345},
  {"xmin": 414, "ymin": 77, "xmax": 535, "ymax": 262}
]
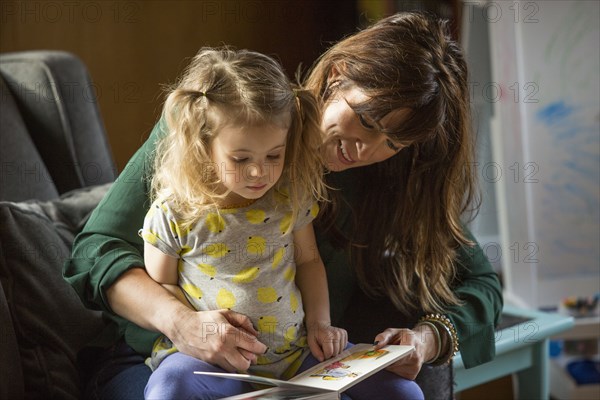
[
  {"xmin": 152, "ymin": 47, "xmax": 326, "ymax": 230},
  {"xmin": 306, "ymin": 12, "xmax": 478, "ymax": 314}
]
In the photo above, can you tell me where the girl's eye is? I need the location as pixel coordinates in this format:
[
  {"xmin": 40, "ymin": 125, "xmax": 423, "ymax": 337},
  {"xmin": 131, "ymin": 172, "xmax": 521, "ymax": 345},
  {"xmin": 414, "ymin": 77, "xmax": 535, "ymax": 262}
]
[
  {"xmin": 267, "ymin": 154, "xmax": 281, "ymax": 160},
  {"xmin": 357, "ymin": 114, "xmax": 375, "ymax": 130},
  {"xmin": 231, "ymin": 157, "xmax": 248, "ymax": 163},
  {"xmin": 386, "ymin": 139, "xmax": 401, "ymax": 152}
]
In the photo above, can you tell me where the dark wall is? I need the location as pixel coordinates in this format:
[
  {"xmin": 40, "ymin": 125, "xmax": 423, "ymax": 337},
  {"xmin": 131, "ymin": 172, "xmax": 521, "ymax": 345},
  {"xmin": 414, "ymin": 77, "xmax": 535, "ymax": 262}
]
[{"xmin": 1, "ymin": 0, "xmax": 357, "ymax": 169}]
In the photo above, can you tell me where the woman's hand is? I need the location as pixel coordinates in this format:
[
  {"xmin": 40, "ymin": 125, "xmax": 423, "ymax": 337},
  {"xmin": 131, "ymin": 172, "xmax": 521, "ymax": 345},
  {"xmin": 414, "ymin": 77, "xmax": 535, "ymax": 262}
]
[
  {"xmin": 373, "ymin": 324, "xmax": 439, "ymax": 380},
  {"xmin": 167, "ymin": 307, "xmax": 268, "ymax": 373},
  {"xmin": 108, "ymin": 268, "xmax": 267, "ymax": 373},
  {"xmin": 307, "ymin": 323, "xmax": 348, "ymax": 362}
]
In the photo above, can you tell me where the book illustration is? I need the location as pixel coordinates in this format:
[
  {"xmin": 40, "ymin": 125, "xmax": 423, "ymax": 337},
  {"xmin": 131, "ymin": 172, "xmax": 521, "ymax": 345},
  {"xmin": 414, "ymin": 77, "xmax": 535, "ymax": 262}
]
[
  {"xmin": 195, "ymin": 344, "xmax": 414, "ymax": 399},
  {"xmin": 357, "ymin": 348, "xmax": 390, "ymax": 359},
  {"xmin": 307, "ymin": 348, "xmax": 390, "ymax": 381}
]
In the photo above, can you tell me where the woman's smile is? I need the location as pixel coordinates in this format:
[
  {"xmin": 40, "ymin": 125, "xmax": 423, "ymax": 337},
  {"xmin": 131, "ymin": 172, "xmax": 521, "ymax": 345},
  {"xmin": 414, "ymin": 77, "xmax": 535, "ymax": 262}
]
[{"xmin": 338, "ymin": 140, "xmax": 355, "ymax": 163}]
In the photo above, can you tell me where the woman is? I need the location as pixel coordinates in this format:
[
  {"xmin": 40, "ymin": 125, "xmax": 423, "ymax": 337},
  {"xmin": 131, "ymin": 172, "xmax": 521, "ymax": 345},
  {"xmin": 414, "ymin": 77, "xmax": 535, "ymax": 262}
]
[{"xmin": 65, "ymin": 11, "xmax": 502, "ymax": 399}]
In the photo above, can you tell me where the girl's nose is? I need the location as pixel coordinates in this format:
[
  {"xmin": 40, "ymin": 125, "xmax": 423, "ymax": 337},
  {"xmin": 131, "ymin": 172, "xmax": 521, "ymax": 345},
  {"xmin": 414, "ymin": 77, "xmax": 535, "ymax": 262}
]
[{"xmin": 246, "ymin": 163, "xmax": 264, "ymax": 178}]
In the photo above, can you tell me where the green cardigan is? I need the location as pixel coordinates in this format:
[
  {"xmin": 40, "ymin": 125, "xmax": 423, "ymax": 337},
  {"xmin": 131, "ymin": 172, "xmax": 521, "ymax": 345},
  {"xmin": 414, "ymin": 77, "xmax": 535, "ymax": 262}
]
[{"xmin": 64, "ymin": 122, "xmax": 502, "ymax": 369}]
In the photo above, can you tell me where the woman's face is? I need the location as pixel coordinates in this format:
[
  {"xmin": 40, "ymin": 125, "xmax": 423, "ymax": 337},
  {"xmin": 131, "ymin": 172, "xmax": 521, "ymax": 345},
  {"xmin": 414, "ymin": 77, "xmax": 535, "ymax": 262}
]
[{"xmin": 320, "ymin": 84, "xmax": 407, "ymax": 171}]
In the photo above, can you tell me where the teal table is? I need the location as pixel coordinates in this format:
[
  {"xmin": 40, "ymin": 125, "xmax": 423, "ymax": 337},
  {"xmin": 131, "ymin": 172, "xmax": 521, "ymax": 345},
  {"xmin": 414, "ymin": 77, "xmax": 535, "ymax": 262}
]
[{"xmin": 453, "ymin": 305, "xmax": 574, "ymax": 399}]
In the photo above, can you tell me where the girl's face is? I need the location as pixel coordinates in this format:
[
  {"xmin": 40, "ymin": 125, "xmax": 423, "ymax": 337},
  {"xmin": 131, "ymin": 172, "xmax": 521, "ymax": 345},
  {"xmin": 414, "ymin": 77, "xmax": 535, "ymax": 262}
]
[
  {"xmin": 320, "ymin": 84, "xmax": 407, "ymax": 171},
  {"xmin": 210, "ymin": 122, "xmax": 288, "ymax": 206}
]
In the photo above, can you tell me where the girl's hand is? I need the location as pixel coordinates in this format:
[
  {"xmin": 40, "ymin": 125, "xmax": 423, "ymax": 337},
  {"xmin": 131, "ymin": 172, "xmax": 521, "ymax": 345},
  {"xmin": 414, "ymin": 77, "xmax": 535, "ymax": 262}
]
[
  {"xmin": 307, "ymin": 323, "xmax": 348, "ymax": 362},
  {"xmin": 373, "ymin": 324, "xmax": 439, "ymax": 380},
  {"xmin": 169, "ymin": 307, "xmax": 268, "ymax": 372}
]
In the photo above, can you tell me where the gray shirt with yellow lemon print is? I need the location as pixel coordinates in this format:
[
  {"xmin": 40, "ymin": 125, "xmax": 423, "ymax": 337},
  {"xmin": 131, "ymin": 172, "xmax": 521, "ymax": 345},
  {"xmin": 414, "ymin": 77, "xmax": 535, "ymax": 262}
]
[{"xmin": 140, "ymin": 187, "xmax": 319, "ymax": 379}]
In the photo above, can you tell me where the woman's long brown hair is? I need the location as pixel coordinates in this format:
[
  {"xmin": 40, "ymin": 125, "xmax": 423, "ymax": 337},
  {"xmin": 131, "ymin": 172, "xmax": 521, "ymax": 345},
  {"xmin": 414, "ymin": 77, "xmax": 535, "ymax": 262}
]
[{"xmin": 305, "ymin": 12, "xmax": 480, "ymax": 314}]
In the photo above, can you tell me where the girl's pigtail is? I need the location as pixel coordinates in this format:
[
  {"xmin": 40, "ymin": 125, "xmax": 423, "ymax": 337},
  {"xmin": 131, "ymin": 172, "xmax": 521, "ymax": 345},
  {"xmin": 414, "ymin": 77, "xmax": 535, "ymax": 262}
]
[{"xmin": 153, "ymin": 87, "xmax": 214, "ymax": 227}]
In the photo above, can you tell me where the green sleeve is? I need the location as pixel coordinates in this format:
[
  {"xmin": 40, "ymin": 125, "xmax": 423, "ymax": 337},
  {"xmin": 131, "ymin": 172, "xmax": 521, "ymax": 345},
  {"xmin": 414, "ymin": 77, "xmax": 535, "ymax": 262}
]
[
  {"xmin": 63, "ymin": 121, "xmax": 165, "ymax": 355},
  {"xmin": 446, "ymin": 230, "xmax": 503, "ymax": 368}
]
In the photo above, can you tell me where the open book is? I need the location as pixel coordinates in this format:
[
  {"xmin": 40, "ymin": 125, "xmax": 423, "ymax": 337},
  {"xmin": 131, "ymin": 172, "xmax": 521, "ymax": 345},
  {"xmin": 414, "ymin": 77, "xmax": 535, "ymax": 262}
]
[{"xmin": 193, "ymin": 343, "xmax": 414, "ymax": 399}]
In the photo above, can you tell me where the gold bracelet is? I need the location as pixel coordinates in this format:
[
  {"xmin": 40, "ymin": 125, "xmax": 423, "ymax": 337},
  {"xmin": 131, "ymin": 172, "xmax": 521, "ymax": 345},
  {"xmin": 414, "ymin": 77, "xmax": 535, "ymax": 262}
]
[
  {"xmin": 418, "ymin": 314, "xmax": 459, "ymax": 365},
  {"xmin": 416, "ymin": 321, "xmax": 441, "ymax": 364}
]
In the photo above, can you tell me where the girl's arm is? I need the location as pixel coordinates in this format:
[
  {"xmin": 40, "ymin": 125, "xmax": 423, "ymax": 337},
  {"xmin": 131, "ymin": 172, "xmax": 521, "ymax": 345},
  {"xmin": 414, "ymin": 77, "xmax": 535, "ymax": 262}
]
[
  {"xmin": 294, "ymin": 222, "xmax": 347, "ymax": 361},
  {"xmin": 144, "ymin": 243, "xmax": 193, "ymax": 308}
]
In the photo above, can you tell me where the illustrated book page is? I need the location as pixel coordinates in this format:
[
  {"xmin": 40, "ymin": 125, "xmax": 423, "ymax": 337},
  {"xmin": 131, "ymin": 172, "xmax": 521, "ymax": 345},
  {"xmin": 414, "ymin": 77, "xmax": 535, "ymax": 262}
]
[{"xmin": 194, "ymin": 344, "xmax": 414, "ymax": 399}]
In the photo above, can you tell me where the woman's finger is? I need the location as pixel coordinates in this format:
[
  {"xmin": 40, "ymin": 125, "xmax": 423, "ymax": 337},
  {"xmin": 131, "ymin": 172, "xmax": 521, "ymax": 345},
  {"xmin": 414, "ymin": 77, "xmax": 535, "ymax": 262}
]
[{"xmin": 374, "ymin": 328, "xmax": 402, "ymax": 348}]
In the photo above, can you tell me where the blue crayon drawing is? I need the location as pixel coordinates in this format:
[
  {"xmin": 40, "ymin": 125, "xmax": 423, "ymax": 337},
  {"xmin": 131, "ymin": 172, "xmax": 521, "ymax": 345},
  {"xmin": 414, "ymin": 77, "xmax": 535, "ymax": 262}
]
[{"xmin": 535, "ymin": 100, "xmax": 599, "ymax": 278}]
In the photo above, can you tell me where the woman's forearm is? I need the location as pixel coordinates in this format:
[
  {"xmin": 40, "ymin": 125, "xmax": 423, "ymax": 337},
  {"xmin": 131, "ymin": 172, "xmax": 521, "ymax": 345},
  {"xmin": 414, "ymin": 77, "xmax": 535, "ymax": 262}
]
[{"xmin": 106, "ymin": 267, "xmax": 192, "ymax": 337}]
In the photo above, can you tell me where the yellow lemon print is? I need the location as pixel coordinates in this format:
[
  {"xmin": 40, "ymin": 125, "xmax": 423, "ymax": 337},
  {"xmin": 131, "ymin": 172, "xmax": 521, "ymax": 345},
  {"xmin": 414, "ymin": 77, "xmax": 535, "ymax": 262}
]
[
  {"xmin": 258, "ymin": 316, "xmax": 278, "ymax": 334},
  {"xmin": 308, "ymin": 202, "xmax": 319, "ymax": 218},
  {"xmin": 284, "ymin": 324, "xmax": 298, "ymax": 342},
  {"xmin": 232, "ymin": 266, "xmax": 260, "ymax": 284},
  {"xmin": 205, "ymin": 213, "xmax": 226, "ymax": 233},
  {"xmin": 181, "ymin": 283, "xmax": 203, "ymax": 300},
  {"xmin": 246, "ymin": 209, "xmax": 269, "ymax": 224},
  {"xmin": 216, "ymin": 288, "xmax": 236, "ymax": 309},
  {"xmin": 202, "ymin": 242, "xmax": 230, "ymax": 258},
  {"xmin": 257, "ymin": 287, "xmax": 282, "ymax": 303},
  {"xmin": 283, "ymin": 265, "xmax": 295, "ymax": 282},
  {"xmin": 170, "ymin": 219, "xmax": 191, "ymax": 238},
  {"xmin": 271, "ymin": 245, "xmax": 288, "ymax": 269},
  {"xmin": 290, "ymin": 292, "xmax": 299, "ymax": 313},
  {"xmin": 179, "ymin": 245, "xmax": 192, "ymax": 257},
  {"xmin": 159, "ymin": 201, "xmax": 169, "ymax": 213},
  {"xmin": 273, "ymin": 188, "xmax": 289, "ymax": 204},
  {"xmin": 280, "ymin": 213, "xmax": 292, "ymax": 234},
  {"xmin": 196, "ymin": 263, "xmax": 216, "ymax": 279},
  {"xmin": 141, "ymin": 230, "xmax": 159, "ymax": 245},
  {"xmin": 153, "ymin": 338, "xmax": 171, "ymax": 352},
  {"xmin": 246, "ymin": 236, "xmax": 266, "ymax": 255},
  {"xmin": 152, "ymin": 338, "xmax": 178, "ymax": 359},
  {"xmin": 275, "ymin": 341, "xmax": 292, "ymax": 354},
  {"xmin": 256, "ymin": 354, "xmax": 271, "ymax": 365}
]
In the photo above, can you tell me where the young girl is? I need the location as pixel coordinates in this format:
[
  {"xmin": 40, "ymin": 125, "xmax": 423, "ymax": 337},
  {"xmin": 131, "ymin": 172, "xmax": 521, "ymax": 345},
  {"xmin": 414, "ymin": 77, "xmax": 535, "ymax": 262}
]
[{"xmin": 139, "ymin": 48, "xmax": 420, "ymax": 400}]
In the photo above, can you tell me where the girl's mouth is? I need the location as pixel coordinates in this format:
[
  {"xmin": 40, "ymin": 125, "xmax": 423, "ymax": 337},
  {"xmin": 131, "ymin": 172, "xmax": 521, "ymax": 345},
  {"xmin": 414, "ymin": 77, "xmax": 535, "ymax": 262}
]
[{"xmin": 247, "ymin": 184, "xmax": 267, "ymax": 191}]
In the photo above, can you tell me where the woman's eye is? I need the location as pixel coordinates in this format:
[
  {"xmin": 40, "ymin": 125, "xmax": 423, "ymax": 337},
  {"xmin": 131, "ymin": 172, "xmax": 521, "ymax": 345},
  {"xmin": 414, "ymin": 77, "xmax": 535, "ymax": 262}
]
[
  {"xmin": 232, "ymin": 157, "xmax": 248, "ymax": 163},
  {"xmin": 267, "ymin": 154, "xmax": 281, "ymax": 160},
  {"xmin": 357, "ymin": 114, "xmax": 375, "ymax": 130},
  {"xmin": 386, "ymin": 139, "xmax": 401, "ymax": 152}
]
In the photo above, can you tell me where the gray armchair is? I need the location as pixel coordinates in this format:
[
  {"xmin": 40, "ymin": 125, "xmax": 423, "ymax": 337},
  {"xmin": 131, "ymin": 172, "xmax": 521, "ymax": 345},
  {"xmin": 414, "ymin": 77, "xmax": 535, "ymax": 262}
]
[
  {"xmin": 1, "ymin": 50, "xmax": 116, "ymax": 201},
  {"xmin": 0, "ymin": 51, "xmax": 116, "ymax": 399}
]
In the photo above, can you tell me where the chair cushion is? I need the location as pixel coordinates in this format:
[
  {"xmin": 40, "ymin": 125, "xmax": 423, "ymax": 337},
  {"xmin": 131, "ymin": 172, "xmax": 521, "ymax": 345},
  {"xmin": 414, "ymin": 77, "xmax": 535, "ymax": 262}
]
[
  {"xmin": 0, "ymin": 76, "xmax": 59, "ymax": 201},
  {"xmin": 0, "ymin": 184, "xmax": 113, "ymax": 399}
]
